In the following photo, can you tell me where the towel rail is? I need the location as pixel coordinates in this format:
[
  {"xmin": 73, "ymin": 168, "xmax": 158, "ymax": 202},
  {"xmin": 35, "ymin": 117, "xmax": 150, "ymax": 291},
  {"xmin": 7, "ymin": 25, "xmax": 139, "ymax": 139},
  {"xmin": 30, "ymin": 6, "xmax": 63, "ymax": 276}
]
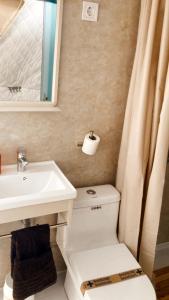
[{"xmin": 0, "ymin": 221, "xmax": 67, "ymax": 240}]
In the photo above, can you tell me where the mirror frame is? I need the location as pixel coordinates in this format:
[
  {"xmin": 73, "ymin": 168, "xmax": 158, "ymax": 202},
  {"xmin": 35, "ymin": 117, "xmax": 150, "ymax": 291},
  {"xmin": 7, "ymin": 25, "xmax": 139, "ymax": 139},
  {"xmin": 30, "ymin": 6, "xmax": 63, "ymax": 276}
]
[{"xmin": 0, "ymin": 0, "xmax": 63, "ymax": 112}]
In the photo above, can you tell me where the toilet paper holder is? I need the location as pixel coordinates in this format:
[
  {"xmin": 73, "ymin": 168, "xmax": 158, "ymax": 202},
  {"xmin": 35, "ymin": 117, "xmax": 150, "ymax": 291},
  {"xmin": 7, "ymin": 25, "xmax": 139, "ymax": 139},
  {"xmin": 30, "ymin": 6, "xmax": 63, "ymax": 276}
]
[
  {"xmin": 77, "ymin": 142, "xmax": 83, "ymax": 147},
  {"xmin": 77, "ymin": 131, "xmax": 100, "ymax": 156},
  {"xmin": 77, "ymin": 131, "xmax": 96, "ymax": 147}
]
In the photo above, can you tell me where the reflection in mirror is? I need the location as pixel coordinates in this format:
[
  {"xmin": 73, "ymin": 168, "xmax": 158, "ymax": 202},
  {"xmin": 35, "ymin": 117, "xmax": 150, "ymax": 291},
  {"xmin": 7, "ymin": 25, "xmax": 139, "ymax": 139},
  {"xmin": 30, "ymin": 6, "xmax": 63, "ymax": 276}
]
[{"xmin": 0, "ymin": 0, "xmax": 58, "ymax": 103}]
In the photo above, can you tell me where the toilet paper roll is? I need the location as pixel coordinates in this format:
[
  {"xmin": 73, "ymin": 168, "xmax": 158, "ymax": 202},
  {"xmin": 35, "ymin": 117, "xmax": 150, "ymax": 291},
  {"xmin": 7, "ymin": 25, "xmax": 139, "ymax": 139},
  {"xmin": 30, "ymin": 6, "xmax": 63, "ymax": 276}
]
[{"xmin": 82, "ymin": 133, "xmax": 100, "ymax": 155}]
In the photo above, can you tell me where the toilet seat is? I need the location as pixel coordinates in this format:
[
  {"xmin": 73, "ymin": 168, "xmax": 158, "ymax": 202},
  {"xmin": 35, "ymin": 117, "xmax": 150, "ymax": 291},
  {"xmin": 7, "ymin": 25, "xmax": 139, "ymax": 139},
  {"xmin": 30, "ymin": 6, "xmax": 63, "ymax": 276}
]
[{"xmin": 68, "ymin": 243, "xmax": 156, "ymax": 300}]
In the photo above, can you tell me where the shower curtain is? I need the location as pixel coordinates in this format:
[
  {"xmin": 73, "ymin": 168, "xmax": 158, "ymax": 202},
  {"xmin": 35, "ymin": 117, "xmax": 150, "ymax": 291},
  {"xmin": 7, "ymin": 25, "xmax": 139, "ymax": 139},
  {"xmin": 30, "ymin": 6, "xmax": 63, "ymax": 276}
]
[{"xmin": 116, "ymin": 0, "xmax": 169, "ymax": 277}]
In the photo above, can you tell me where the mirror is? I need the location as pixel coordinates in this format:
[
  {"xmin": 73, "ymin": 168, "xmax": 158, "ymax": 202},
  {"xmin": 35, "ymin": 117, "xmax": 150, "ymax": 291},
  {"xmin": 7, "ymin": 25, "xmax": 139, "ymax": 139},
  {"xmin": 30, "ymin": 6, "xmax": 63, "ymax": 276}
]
[{"xmin": 0, "ymin": 0, "xmax": 63, "ymax": 111}]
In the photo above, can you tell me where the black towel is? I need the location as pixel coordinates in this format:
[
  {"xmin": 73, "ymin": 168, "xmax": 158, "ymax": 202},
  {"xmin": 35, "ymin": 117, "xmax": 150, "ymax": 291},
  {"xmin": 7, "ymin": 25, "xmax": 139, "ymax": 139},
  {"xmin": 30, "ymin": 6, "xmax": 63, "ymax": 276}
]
[{"xmin": 11, "ymin": 224, "xmax": 57, "ymax": 299}]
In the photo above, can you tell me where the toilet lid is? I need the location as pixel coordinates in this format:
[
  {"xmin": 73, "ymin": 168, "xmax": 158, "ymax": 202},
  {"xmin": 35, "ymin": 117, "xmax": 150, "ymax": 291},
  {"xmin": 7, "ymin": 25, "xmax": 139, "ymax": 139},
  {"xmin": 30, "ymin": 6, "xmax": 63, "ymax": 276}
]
[{"xmin": 69, "ymin": 243, "xmax": 156, "ymax": 300}]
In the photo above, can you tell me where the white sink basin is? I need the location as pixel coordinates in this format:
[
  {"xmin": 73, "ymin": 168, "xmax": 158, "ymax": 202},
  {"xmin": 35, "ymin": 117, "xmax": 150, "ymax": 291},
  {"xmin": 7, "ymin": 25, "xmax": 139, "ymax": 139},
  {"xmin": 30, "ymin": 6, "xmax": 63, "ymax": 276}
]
[{"xmin": 0, "ymin": 161, "xmax": 77, "ymax": 211}]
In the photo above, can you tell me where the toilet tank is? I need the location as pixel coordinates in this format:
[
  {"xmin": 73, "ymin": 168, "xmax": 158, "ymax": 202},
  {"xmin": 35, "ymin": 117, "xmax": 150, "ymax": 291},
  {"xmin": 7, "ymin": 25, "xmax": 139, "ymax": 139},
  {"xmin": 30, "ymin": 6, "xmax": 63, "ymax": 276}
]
[{"xmin": 58, "ymin": 185, "xmax": 120, "ymax": 253}]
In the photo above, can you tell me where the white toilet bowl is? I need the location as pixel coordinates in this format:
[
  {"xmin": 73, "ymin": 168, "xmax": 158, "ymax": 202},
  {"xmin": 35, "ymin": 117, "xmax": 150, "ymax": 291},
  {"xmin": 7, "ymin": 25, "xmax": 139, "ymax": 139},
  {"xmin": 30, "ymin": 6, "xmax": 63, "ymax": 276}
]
[
  {"xmin": 3, "ymin": 273, "xmax": 34, "ymax": 300},
  {"xmin": 64, "ymin": 244, "xmax": 156, "ymax": 300}
]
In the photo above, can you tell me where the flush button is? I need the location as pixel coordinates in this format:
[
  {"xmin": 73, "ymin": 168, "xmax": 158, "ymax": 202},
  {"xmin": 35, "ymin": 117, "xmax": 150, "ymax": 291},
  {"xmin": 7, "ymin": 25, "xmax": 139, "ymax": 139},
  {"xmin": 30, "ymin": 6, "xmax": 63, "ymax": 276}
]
[{"xmin": 86, "ymin": 189, "xmax": 96, "ymax": 195}]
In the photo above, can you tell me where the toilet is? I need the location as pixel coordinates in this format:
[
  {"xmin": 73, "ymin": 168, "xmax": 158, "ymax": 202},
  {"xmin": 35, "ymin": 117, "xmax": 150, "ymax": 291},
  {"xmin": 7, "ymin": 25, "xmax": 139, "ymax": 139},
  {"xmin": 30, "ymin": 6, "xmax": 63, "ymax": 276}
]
[{"xmin": 57, "ymin": 184, "xmax": 156, "ymax": 300}]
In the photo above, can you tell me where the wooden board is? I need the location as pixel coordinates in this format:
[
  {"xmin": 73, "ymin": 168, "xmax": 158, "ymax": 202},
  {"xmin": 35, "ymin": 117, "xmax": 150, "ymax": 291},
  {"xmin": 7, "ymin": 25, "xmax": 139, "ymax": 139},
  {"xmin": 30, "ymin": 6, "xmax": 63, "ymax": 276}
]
[{"xmin": 154, "ymin": 267, "xmax": 169, "ymax": 300}]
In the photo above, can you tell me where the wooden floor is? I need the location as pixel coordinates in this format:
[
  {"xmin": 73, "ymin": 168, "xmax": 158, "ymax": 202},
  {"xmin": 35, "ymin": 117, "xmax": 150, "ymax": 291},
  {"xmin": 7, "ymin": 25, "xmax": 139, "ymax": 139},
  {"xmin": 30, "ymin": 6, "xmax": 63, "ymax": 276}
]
[{"xmin": 154, "ymin": 266, "xmax": 169, "ymax": 300}]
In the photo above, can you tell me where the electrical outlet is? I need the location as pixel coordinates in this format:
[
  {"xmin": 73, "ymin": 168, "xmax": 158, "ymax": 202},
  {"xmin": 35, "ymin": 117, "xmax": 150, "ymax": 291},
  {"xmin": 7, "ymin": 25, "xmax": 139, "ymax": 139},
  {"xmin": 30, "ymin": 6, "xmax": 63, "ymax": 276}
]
[{"xmin": 82, "ymin": 1, "xmax": 99, "ymax": 22}]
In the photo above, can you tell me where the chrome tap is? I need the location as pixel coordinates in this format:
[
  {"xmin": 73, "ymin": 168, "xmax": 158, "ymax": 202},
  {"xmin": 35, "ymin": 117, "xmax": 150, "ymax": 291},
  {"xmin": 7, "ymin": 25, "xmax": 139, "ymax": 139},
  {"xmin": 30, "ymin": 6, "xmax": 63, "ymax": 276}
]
[{"xmin": 17, "ymin": 147, "xmax": 28, "ymax": 172}]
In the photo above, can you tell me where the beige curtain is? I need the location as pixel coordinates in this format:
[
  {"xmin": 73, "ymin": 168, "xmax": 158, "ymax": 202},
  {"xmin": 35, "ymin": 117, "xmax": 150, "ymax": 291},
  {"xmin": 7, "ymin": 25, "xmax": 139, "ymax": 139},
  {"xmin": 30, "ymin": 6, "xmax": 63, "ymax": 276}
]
[{"xmin": 116, "ymin": 0, "xmax": 169, "ymax": 277}]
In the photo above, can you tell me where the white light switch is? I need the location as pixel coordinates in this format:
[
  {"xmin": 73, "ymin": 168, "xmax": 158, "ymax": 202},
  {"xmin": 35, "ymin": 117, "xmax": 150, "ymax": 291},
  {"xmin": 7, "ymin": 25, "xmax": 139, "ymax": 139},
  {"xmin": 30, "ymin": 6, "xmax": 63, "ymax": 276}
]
[{"xmin": 82, "ymin": 1, "xmax": 99, "ymax": 22}]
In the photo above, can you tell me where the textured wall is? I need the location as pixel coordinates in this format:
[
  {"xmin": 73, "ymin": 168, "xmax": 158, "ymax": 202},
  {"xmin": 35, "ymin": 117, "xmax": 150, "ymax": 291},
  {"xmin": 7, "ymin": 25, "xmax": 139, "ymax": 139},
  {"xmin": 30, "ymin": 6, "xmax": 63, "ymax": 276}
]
[
  {"xmin": 157, "ymin": 164, "xmax": 169, "ymax": 244},
  {"xmin": 0, "ymin": 0, "xmax": 140, "ymax": 287}
]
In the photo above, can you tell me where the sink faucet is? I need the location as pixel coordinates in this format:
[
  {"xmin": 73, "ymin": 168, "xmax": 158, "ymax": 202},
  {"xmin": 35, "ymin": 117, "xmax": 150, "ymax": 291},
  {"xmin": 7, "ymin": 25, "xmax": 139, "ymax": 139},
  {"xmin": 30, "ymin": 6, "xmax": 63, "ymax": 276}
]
[{"xmin": 17, "ymin": 147, "xmax": 28, "ymax": 172}]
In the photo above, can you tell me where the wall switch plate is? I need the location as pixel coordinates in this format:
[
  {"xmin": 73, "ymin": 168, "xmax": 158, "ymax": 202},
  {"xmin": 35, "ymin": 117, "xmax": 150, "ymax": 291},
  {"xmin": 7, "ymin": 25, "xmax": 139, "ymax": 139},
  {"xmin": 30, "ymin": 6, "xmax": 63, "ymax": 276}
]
[{"xmin": 82, "ymin": 1, "xmax": 99, "ymax": 22}]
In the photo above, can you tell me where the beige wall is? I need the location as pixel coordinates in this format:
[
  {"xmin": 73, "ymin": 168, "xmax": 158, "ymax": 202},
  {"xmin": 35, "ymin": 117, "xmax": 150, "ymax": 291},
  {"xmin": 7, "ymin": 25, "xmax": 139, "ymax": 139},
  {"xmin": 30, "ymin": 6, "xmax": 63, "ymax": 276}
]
[
  {"xmin": 157, "ymin": 163, "xmax": 169, "ymax": 244},
  {"xmin": 0, "ymin": 0, "xmax": 140, "ymax": 287}
]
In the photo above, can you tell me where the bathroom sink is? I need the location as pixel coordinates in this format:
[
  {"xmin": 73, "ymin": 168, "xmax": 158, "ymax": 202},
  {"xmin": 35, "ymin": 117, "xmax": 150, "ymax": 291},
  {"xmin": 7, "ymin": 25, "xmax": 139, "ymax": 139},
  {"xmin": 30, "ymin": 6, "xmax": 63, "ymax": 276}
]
[{"xmin": 0, "ymin": 161, "xmax": 77, "ymax": 211}]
